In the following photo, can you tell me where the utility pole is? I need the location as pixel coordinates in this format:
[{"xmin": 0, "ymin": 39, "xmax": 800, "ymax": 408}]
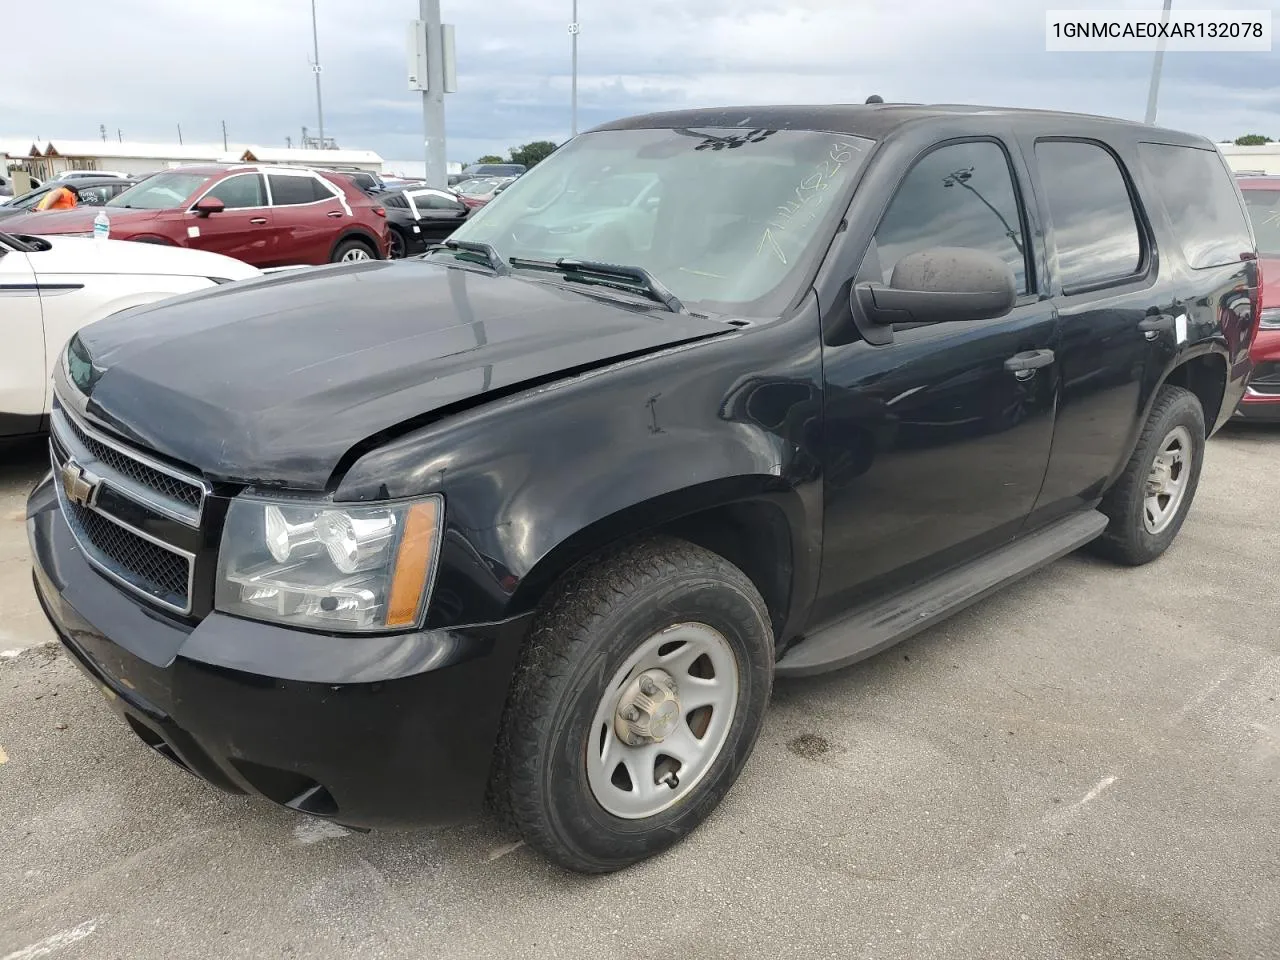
[
  {"xmin": 177, "ymin": 124, "xmax": 183, "ymax": 145},
  {"xmin": 99, "ymin": 124, "xmax": 107, "ymax": 143},
  {"xmin": 1144, "ymin": 0, "xmax": 1173, "ymax": 124},
  {"xmin": 222, "ymin": 120, "xmax": 228, "ymax": 151},
  {"xmin": 419, "ymin": 0, "xmax": 448, "ymax": 187},
  {"xmin": 570, "ymin": 0, "xmax": 579, "ymax": 136},
  {"xmin": 311, "ymin": 0, "xmax": 326, "ymax": 148},
  {"xmin": 117, "ymin": 129, "xmax": 123, "ymax": 143}
]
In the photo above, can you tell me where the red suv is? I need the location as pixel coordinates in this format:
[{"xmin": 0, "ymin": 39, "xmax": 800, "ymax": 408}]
[
  {"xmin": 1, "ymin": 165, "xmax": 390, "ymax": 266},
  {"xmin": 1237, "ymin": 176, "xmax": 1280, "ymax": 420}
]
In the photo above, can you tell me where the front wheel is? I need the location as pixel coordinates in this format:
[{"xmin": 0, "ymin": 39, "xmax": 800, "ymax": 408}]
[
  {"xmin": 1093, "ymin": 384, "xmax": 1206, "ymax": 565},
  {"xmin": 497, "ymin": 536, "xmax": 774, "ymax": 873}
]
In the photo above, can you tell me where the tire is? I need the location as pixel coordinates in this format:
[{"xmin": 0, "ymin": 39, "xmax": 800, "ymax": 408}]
[
  {"xmin": 387, "ymin": 227, "xmax": 407, "ymax": 260},
  {"xmin": 1093, "ymin": 384, "xmax": 1205, "ymax": 565},
  {"xmin": 331, "ymin": 237, "xmax": 375, "ymax": 263},
  {"xmin": 496, "ymin": 535, "xmax": 774, "ymax": 873}
]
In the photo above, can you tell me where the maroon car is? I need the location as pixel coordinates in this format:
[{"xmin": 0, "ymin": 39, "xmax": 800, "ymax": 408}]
[{"xmin": 1, "ymin": 165, "xmax": 391, "ymax": 266}]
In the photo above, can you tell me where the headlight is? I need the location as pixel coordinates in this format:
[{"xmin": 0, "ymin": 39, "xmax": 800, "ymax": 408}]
[
  {"xmin": 1260, "ymin": 307, "xmax": 1280, "ymax": 329},
  {"xmin": 215, "ymin": 494, "xmax": 443, "ymax": 632}
]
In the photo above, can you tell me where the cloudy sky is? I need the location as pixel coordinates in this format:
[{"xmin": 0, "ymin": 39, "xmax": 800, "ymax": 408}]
[{"xmin": 3, "ymin": 0, "xmax": 1277, "ymax": 174}]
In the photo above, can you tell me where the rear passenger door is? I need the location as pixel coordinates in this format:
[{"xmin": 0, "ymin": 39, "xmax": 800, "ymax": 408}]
[
  {"xmin": 815, "ymin": 138, "xmax": 1060, "ymax": 621},
  {"xmin": 267, "ymin": 172, "xmax": 347, "ymax": 266},
  {"xmin": 1021, "ymin": 138, "xmax": 1169, "ymax": 525}
]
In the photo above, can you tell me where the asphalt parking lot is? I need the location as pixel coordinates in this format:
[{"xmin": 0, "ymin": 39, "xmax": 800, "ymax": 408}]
[{"xmin": 1, "ymin": 427, "xmax": 1278, "ymax": 960}]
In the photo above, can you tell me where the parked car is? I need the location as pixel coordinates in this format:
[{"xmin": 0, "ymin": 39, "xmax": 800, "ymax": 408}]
[
  {"xmin": 0, "ymin": 229, "xmax": 259, "ymax": 438},
  {"xmin": 0, "ymin": 171, "xmax": 43, "ymax": 200},
  {"xmin": 53, "ymin": 169, "xmax": 132, "ymax": 182},
  {"xmin": 455, "ymin": 162, "xmax": 526, "ymax": 185},
  {"xmin": 0, "ymin": 165, "xmax": 390, "ymax": 266},
  {"xmin": 27, "ymin": 104, "xmax": 1258, "ymax": 875},
  {"xmin": 0, "ymin": 176, "xmax": 136, "ymax": 221},
  {"xmin": 318, "ymin": 168, "xmax": 387, "ymax": 195},
  {"xmin": 454, "ymin": 176, "xmax": 515, "ymax": 209},
  {"xmin": 381, "ymin": 187, "xmax": 470, "ymax": 258},
  {"xmin": 1234, "ymin": 175, "xmax": 1280, "ymax": 420}
]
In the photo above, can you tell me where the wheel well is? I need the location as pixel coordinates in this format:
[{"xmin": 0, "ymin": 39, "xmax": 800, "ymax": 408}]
[
  {"xmin": 514, "ymin": 498, "xmax": 795, "ymax": 643},
  {"xmin": 1163, "ymin": 353, "xmax": 1226, "ymax": 430},
  {"xmin": 655, "ymin": 501, "xmax": 793, "ymax": 640}
]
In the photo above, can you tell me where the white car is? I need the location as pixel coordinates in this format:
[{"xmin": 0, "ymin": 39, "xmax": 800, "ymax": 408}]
[{"xmin": 0, "ymin": 230, "xmax": 260, "ymax": 438}]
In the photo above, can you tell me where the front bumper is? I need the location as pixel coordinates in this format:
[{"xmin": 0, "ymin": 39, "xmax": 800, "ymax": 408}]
[{"xmin": 27, "ymin": 473, "xmax": 531, "ymax": 829}]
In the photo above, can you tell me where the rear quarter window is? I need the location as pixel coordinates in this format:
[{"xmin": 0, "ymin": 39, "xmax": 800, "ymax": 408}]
[{"xmin": 1136, "ymin": 142, "xmax": 1253, "ymax": 269}]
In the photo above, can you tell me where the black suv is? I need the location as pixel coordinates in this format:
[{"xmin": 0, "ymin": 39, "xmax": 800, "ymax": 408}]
[{"xmin": 28, "ymin": 104, "xmax": 1259, "ymax": 874}]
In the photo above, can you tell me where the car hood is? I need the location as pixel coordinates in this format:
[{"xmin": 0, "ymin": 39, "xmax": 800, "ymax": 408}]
[
  {"xmin": 26, "ymin": 234, "xmax": 260, "ymax": 280},
  {"xmin": 64, "ymin": 259, "xmax": 728, "ymax": 490},
  {"xmin": 0, "ymin": 206, "xmax": 159, "ymax": 233}
]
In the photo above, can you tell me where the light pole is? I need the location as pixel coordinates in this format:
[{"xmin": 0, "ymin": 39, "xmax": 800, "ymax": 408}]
[
  {"xmin": 310, "ymin": 0, "xmax": 326, "ymax": 147},
  {"xmin": 1144, "ymin": 0, "xmax": 1173, "ymax": 124},
  {"xmin": 569, "ymin": 1, "xmax": 579, "ymax": 136},
  {"xmin": 419, "ymin": 0, "xmax": 449, "ymax": 188}
]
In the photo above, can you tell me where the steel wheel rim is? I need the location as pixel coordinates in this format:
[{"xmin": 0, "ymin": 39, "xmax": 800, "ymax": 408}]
[
  {"xmin": 1143, "ymin": 424, "xmax": 1193, "ymax": 534},
  {"xmin": 585, "ymin": 622, "xmax": 739, "ymax": 819},
  {"xmin": 341, "ymin": 247, "xmax": 371, "ymax": 262}
]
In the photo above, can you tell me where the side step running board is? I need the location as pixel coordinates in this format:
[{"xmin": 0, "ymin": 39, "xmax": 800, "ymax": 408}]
[{"xmin": 776, "ymin": 510, "xmax": 1109, "ymax": 678}]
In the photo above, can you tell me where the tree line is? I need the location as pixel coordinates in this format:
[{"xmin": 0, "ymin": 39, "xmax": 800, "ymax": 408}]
[{"xmin": 471, "ymin": 140, "xmax": 558, "ymax": 168}]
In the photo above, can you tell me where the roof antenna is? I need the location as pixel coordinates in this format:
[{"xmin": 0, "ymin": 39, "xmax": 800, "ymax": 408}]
[{"xmin": 865, "ymin": 94, "xmax": 884, "ymax": 104}]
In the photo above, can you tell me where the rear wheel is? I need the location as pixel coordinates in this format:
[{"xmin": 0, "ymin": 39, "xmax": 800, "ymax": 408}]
[
  {"xmin": 1093, "ymin": 384, "xmax": 1205, "ymax": 565},
  {"xmin": 331, "ymin": 238, "xmax": 375, "ymax": 263},
  {"xmin": 496, "ymin": 536, "xmax": 774, "ymax": 873}
]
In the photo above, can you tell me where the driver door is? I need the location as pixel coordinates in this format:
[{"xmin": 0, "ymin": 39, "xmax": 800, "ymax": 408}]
[
  {"xmin": 813, "ymin": 138, "xmax": 1059, "ymax": 623},
  {"xmin": 185, "ymin": 173, "xmax": 275, "ymax": 264},
  {"xmin": 0, "ymin": 239, "xmax": 48, "ymax": 436}
]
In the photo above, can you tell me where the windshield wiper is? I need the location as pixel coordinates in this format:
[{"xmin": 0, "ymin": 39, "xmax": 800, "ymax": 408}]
[
  {"xmin": 432, "ymin": 238, "xmax": 509, "ymax": 274},
  {"xmin": 507, "ymin": 257, "xmax": 685, "ymax": 313}
]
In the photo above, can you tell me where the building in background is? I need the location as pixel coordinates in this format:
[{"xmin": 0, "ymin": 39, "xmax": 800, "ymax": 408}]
[
  {"xmin": 0, "ymin": 140, "xmax": 384, "ymax": 180},
  {"xmin": 1217, "ymin": 142, "xmax": 1280, "ymax": 176}
]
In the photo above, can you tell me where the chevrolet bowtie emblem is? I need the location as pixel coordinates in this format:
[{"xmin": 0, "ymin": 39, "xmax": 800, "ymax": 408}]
[{"xmin": 60, "ymin": 459, "xmax": 101, "ymax": 508}]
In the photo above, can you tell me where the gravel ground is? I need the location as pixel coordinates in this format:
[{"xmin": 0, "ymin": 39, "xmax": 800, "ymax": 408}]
[{"xmin": 0, "ymin": 425, "xmax": 1277, "ymax": 960}]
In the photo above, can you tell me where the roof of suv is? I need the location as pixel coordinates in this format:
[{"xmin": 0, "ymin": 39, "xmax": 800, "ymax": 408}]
[{"xmin": 592, "ymin": 103, "xmax": 1208, "ymax": 147}]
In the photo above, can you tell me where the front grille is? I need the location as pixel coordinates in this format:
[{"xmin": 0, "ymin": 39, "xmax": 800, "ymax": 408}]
[
  {"xmin": 62, "ymin": 413, "xmax": 203, "ymax": 509},
  {"xmin": 59, "ymin": 488, "xmax": 191, "ymax": 607},
  {"xmin": 49, "ymin": 401, "xmax": 206, "ymax": 615}
]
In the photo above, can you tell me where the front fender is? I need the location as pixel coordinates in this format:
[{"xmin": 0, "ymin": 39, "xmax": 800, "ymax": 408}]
[{"xmin": 334, "ymin": 304, "xmax": 826, "ymax": 628}]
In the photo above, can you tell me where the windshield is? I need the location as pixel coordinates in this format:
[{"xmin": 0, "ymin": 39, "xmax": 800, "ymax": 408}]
[
  {"xmin": 7, "ymin": 185, "xmax": 51, "ymax": 210},
  {"xmin": 107, "ymin": 171, "xmax": 208, "ymax": 210},
  {"xmin": 444, "ymin": 127, "xmax": 874, "ymax": 314},
  {"xmin": 1242, "ymin": 187, "xmax": 1280, "ymax": 258}
]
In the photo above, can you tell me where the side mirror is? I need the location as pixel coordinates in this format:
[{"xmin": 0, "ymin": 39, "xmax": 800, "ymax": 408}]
[
  {"xmin": 193, "ymin": 196, "xmax": 225, "ymax": 217},
  {"xmin": 853, "ymin": 247, "xmax": 1016, "ymax": 327}
]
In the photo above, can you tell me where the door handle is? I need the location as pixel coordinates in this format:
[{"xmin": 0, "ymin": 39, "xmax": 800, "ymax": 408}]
[
  {"xmin": 1004, "ymin": 349, "xmax": 1055, "ymax": 380},
  {"xmin": 249, "ymin": 217, "xmax": 268, "ymax": 225},
  {"xmin": 1138, "ymin": 314, "xmax": 1175, "ymax": 340},
  {"xmin": 327, "ymin": 211, "xmax": 344, "ymax": 218}
]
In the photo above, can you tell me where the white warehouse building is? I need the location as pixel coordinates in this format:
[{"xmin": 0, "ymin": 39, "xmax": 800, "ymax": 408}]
[{"xmin": 2, "ymin": 140, "xmax": 384, "ymax": 179}]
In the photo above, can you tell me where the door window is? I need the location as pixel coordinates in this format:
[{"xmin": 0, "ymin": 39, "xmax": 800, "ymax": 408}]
[
  {"xmin": 268, "ymin": 174, "xmax": 332, "ymax": 206},
  {"xmin": 205, "ymin": 174, "xmax": 266, "ymax": 209},
  {"xmin": 1035, "ymin": 140, "xmax": 1142, "ymax": 290},
  {"xmin": 872, "ymin": 140, "xmax": 1030, "ymax": 294}
]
